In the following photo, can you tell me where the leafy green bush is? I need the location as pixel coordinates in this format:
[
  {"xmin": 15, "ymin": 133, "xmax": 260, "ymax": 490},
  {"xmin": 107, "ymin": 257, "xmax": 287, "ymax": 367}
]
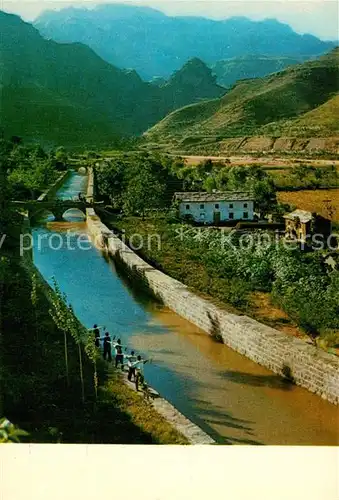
[{"xmin": 116, "ymin": 217, "xmax": 338, "ymax": 337}]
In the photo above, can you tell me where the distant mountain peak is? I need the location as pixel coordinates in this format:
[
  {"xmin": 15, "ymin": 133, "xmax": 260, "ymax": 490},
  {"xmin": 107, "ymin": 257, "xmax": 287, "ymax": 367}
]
[
  {"xmin": 145, "ymin": 49, "xmax": 339, "ymax": 147},
  {"xmin": 93, "ymin": 3, "xmax": 164, "ymax": 18},
  {"xmin": 168, "ymin": 58, "xmax": 218, "ymax": 87},
  {"xmin": 34, "ymin": 7, "xmax": 335, "ymax": 80}
]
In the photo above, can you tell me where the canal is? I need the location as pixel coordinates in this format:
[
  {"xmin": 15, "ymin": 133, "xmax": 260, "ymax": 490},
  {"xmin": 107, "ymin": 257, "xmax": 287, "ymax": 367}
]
[{"xmin": 32, "ymin": 172, "xmax": 339, "ymax": 445}]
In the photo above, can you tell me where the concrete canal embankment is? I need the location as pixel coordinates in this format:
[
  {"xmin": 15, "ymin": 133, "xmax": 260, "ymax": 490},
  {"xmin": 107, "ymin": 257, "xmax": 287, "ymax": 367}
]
[
  {"xmin": 37, "ymin": 171, "xmax": 70, "ymax": 201},
  {"xmin": 86, "ymin": 171, "xmax": 339, "ymax": 406}
]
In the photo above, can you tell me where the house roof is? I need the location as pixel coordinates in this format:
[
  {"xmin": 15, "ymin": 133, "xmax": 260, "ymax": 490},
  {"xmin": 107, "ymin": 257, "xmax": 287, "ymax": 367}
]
[
  {"xmin": 174, "ymin": 191, "xmax": 254, "ymax": 203},
  {"xmin": 283, "ymin": 209, "xmax": 314, "ymax": 223}
]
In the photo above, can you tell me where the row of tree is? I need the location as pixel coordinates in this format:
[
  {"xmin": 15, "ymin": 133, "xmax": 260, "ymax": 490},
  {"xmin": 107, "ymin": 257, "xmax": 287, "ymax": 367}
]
[
  {"xmin": 94, "ymin": 154, "xmax": 283, "ymax": 219},
  {"xmin": 94, "ymin": 152, "xmax": 183, "ymax": 217}
]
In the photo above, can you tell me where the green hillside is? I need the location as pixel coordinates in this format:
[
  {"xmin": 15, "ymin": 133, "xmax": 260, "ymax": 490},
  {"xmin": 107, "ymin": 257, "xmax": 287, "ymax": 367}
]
[
  {"xmin": 276, "ymin": 94, "xmax": 339, "ymax": 136},
  {"xmin": 0, "ymin": 11, "xmax": 224, "ymax": 147},
  {"xmin": 0, "ymin": 86, "xmax": 117, "ymax": 148},
  {"xmin": 211, "ymin": 55, "xmax": 308, "ymax": 88},
  {"xmin": 145, "ymin": 48, "xmax": 339, "ymax": 148}
]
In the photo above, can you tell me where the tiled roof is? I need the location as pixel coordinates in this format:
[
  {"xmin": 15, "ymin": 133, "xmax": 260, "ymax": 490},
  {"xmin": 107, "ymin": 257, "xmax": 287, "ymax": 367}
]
[
  {"xmin": 174, "ymin": 191, "xmax": 254, "ymax": 202},
  {"xmin": 283, "ymin": 209, "xmax": 314, "ymax": 223}
]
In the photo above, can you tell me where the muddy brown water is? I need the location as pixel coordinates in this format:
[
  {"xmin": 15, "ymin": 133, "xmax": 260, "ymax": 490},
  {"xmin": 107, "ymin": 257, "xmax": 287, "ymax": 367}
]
[{"xmin": 32, "ymin": 172, "xmax": 339, "ymax": 445}]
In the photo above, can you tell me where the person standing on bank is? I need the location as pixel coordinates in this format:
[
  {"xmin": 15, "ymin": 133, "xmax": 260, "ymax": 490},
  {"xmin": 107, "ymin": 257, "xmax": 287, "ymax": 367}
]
[
  {"xmin": 132, "ymin": 356, "xmax": 149, "ymax": 392},
  {"xmin": 93, "ymin": 324, "xmax": 100, "ymax": 348},
  {"xmin": 102, "ymin": 332, "xmax": 112, "ymax": 362},
  {"xmin": 113, "ymin": 339, "xmax": 125, "ymax": 370},
  {"xmin": 126, "ymin": 351, "xmax": 137, "ymax": 381}
]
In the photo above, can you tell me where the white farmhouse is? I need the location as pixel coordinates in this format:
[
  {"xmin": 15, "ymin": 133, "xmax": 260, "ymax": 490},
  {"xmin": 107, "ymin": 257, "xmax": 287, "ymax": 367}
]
[{"xmin": 174, "ymin": 191, "xmax": 255, "ymax": 224}]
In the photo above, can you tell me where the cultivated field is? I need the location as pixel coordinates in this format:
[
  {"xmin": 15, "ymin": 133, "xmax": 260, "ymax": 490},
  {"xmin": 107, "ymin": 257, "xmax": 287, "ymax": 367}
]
[
  {"xmin": 278, "ymin": 189, "xmax": 339, "ymax": 222},
  {"xmin": 176, "ymin": 154, "xmax": 339, "ymax": 168}
]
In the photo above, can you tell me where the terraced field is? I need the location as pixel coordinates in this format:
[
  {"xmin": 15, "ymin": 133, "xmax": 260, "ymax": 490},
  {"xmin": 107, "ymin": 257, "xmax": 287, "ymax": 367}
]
[{"xmin": 278, "ymin": 189, "xmax": 339, "ymax": 222}]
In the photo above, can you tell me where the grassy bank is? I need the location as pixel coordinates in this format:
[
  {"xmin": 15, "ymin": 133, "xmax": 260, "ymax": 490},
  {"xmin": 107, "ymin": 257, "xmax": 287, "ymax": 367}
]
[
  {"xmin": 1, "ymin": 255, "xmax": 188, "ymax": 444},
  {"xmin": 109, "ymin": 215, "xmax": 339, "ymax": 350}
]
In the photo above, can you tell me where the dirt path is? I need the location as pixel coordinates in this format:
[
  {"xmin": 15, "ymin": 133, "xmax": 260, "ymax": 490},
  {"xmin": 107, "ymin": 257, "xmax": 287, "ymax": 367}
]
[{"xmin": 175, "ymin": 154, "xmax": 339, "ymax": 168}]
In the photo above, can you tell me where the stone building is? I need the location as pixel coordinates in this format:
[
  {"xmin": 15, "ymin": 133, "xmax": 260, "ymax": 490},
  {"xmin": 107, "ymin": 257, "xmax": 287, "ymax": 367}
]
[
  {"xmin": 283, "ymin": 209, "xmax": 332, "ymax": 246},
  {"xmin": 174, "ymin": 191, "xmax": 254, "ymax": 224}
]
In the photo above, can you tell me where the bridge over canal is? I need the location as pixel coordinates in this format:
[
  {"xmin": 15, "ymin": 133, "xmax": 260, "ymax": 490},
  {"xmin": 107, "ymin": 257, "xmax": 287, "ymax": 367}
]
[{"xmin": 10, "ymin": 199, "xmax": 103, "ymax": 222}]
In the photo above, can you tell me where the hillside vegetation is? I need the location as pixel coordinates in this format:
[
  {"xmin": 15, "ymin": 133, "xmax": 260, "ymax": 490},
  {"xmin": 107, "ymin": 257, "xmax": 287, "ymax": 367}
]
[
  {"xmin": 279, "ymin": 94, "xmax": 339, "ymax": 136},
  {"xmin": 0, "ymin": 11, "xmax": 224, "ymax": 147},
  {"xmin": 211, "ymin": 55, "xmax": 308, "ymax": 88},
  {"xmin": 145, "ymin": 49, "xmax": 339, "ymax": 150}
]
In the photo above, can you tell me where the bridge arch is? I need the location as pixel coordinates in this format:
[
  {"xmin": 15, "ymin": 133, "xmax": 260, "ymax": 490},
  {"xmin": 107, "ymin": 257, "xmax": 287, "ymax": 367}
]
[
  {"xmin": 78, "ymin": 166, "xmax": 87, "ymax": 175},
  {"xmin": 62, "ymin": 208, "xmax": 86, "ymax": 221},
  {"xmin": 29, "ymin": 208, "xmax": 56, "ymax": 223},
  {"xmin": 11, "ymin": 199, "xmax": 96, "ymax": 223}
]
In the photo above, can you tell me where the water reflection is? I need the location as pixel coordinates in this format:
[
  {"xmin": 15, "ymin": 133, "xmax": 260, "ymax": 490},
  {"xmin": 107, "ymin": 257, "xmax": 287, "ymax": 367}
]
[{"xmin": 31, "ymin": 172, "xmax": 339, "ymax": 445}]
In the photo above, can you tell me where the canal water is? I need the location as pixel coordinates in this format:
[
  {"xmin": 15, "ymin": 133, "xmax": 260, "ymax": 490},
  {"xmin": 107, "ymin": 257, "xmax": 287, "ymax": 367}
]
[{"xmin": 32, "ymin": 172, "xmax": 339, "ymax": 445}]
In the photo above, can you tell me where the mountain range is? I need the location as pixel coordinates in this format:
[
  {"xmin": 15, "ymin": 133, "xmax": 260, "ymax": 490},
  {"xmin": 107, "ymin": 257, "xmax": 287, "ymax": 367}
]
[
  {"xmin": 34, "ymin": 4, "xmax": 335, "ymax": 80},
  {"xmin": 1, "ymin": 8, "xmax": 338, "ymax": 151},
  {"xmin": 0, "ymin": 11, "xmax": 224, "ymax": 147},
  {"xmin": 211, "ymin": 55, "xmax": 309, "ymax": 88},
  {"xmin": 145, "ymin": 49, "xmax": 339, "ymax": 151}
]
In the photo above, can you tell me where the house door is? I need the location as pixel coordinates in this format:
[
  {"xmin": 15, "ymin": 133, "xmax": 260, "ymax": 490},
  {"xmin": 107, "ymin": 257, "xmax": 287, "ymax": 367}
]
[{"xmin": 213, "ymin": 211, "xmax": 221, "ymax": 225}]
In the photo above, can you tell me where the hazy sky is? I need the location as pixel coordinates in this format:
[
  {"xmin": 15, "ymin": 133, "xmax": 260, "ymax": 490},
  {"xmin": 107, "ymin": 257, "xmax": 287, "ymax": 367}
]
[{"xmin": 2, "ymin": 0, "xmax": 338, "ymax": 40}]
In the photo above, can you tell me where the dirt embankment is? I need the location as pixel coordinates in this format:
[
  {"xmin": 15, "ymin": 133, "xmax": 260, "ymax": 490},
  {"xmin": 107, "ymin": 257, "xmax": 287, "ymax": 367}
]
[
  {"xmin": 218, "ymin": 136, "xmax": 339, "ymax": 154},
  {"xmin": 177, "ymin": 154, "xmax": 339, "ymax": 171}
]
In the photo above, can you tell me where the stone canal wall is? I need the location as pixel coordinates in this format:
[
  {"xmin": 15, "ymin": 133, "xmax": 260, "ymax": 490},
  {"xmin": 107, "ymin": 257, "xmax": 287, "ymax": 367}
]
[
  {"xmin": 86, "ymin": 207, "xmax": 339, "ymax": 406},
  {"xmin": 86, "ymin": 167, "xmax": 95, "ymax": 203},
  {"xmin": 37, "ymin": 171, "xmax": 70, "ymax": 201}
]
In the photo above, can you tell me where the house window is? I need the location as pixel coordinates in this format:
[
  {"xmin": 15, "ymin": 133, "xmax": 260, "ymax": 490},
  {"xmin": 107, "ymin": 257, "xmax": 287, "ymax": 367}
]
[
  {"xmin": 229, "ymin": 212, "xmax": 234, "ymax": 220},
  {"xmin": 244, "ymin": 203, "xmax": 248, "ymax": 208},
  {"xmin": 200, "ymin": 204, "xmax": 205, "ymax": 209},
  {"xmin": 229, "ymin": 203, "xmax": 233, "ymax": 209},
  {"xmin": 215, "ymin": 203, "xmax": 219, "ymax": 209},
  {"xmin": 243, "ymin": 212, "xmax": 248, "ymax": 219},
  {"xmin": 200, "ymin": 213, "xmax": 205, "ymax": 220},
  {"xmin": 185, "ymin": 204, "xmax": 190, "ymax": 210}
]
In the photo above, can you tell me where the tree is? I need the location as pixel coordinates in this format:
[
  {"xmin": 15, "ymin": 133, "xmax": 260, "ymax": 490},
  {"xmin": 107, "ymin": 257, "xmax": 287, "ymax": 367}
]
[
  {"xmin": 55, "ymin": 146, "xmax": 67, "ymax": 161},
  {"xmin": 227, "ymin": 166, "xmax": 248, "ymax": 190},
  {"xmin": 203, "ymin": 175, "xmax": 217, "ymax": 193},
  {"xmin": 85, "ymin": 331, "xmax": 99, "ymax": 401},
  {"xmin": 252, "ymin": 178, "xmax": 277, "ymax": 219},
  {"xmin": 8, "ymin": 158, "xmax": 56, "ymax": 200},
  {"xmin": 94, "ymin": 157, "xmax": 128, "ymax": 208},
  {"xmin": 85, "ymin": 151, "xmax": 99, "ymax": 159},
  {"xmin": 291, "ymin": 164, "xmax": 315, "ymax": 183},
  {"xmin": 68, "ymin": 304, "xmax": 86, "ymax": 404},
  {"xmin": 49, "ymin": 278, "xmax": 70, "ymax": 387},
  {"xmin": 49, "ymin": 278, "xmax": 98, "ymax": 402},
  {"xmin": 123, "ymin": 168, "xmax": 165, "ymax": 217}
]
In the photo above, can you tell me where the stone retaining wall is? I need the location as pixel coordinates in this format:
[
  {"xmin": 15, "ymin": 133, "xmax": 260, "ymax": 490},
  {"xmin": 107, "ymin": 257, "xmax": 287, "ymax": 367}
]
[
  {"xmin": 86, "ymin": 167, "xmax": 94, "ymax": 203},
  {"xmin": 86, "ymin": 209, "xmax": 339, "ymax": 405},
  {"xmin": 121, "ymin": 371, "xmax": 214, "ymax": 444},
  {"xmin": 37, "ymin": 171, "xmax": 70, "ymax": 201}
]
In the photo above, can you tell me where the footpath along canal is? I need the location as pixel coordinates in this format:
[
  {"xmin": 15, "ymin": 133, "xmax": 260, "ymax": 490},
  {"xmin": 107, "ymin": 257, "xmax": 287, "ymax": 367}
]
[{"xmin": 32, "ymin": 172, "xmax": 339, "ymax": 445}]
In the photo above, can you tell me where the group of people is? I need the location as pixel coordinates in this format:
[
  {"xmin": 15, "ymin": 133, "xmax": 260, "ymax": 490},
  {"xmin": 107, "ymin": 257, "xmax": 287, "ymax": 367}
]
[{"xmin": 91, "ymin": 325, "xmax": 150, "ymax": 393}]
